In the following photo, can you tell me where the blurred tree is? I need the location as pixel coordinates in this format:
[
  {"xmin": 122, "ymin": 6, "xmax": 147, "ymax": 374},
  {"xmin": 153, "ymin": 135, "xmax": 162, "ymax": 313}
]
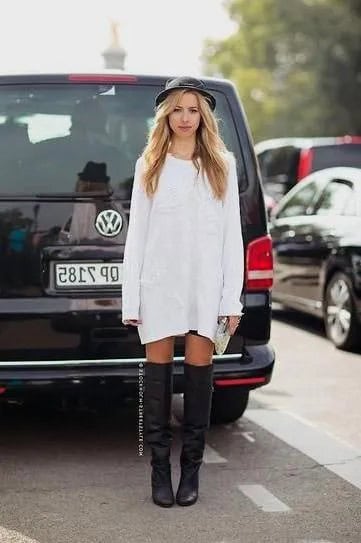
[{"xmin": 202, "ymin": 0, "xmax": 361, "ymax": 141}]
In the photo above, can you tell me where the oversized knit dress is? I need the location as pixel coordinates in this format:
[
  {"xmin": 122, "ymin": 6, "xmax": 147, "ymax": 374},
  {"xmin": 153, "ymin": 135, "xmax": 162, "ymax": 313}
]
[{"xmin": 121, "ymin": 151, "xmax": 244, "ymax": 345}]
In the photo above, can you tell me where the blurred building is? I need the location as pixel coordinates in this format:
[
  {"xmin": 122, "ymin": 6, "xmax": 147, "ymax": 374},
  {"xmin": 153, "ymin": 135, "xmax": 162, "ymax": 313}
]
[{"xmin": 102, "ymin": 21, "xmax": 126, "ymax": 70}]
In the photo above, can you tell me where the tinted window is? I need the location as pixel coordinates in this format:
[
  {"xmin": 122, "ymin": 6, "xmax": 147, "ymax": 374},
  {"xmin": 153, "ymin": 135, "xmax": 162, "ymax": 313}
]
[
  {"xmin": 257, "ymin": 146, "xmax": 300, "ymax": 201},
  {"xmin": 277, "ymin": 181, "xmax": 318, "ymax": 218},
  {"xmin": 0, "ymin": 83, "xmax": 245, "ymax": 194},
  {"xmin": 312, "ymin": 144, "xmax": 361, "ymax": 172},
  {"xmin": 315, "ymin": 179, "xmax": 354, "ymax": 216},
  {"xmin": 258, "ymin": 146, "xmax": 299, "ymax": 181}
]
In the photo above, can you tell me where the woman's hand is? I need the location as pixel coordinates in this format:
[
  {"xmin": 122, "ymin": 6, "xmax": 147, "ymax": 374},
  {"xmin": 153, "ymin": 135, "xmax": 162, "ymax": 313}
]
[
  {"xmin": 218, "ymin": 315, "xmax": 242, "ymax": 335},
  {"xmin": 122, "ymin": 319, "xmax": 142, "ymax": 326}
]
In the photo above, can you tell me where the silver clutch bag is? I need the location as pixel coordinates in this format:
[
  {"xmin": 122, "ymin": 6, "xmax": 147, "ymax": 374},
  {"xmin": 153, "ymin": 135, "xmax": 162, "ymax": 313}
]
[{"xmin": 214, "ymin": 317, "xmax": 231, "ymax": 355}]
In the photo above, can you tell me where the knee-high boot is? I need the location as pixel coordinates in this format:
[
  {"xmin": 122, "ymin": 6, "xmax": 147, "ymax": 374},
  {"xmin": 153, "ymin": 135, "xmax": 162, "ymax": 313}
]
[
  {"xmin": 176, "ymin": 363, "xmax": 213, "ymax": 506},
  {"xmin": 144, "ymin": 361, "xmax": 174, "ymax": 507}
]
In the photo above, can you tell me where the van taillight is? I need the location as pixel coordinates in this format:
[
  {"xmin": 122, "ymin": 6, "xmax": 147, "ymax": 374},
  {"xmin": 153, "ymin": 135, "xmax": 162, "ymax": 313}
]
[
  {"xmin": 297, "ymin": 148, "xmax": 314, "ymax": 180},
  {"xmin": 246, "ymin": 235, "xmax": 273, "ymax": 291}
]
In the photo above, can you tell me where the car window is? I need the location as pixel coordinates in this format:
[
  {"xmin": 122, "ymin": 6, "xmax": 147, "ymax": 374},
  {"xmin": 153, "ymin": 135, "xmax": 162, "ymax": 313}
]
[
  {"xmin": 257, "ymin": 146, "xmax": 300, "ymax": 201},
  {"xmin": 0, "ymin": 83, "xmax": 246, "ymax": 194},
  {"xmin": 276, "ymin": 180, "xmax": 318, "ymax": 219},
  {"xmin": 343, "ymin": 196, "xmax": 357, "ymax": 216},
  {"xmin": 258, "ymin": 146, "xmax": 298, "ymax": 179},
  {"xmin": 312, "ymin": 144, "xmax": 361, "ymax": 172},
  {"xmin": 314, "ymin": 179, "xmax": 354, "ymax": 216}
]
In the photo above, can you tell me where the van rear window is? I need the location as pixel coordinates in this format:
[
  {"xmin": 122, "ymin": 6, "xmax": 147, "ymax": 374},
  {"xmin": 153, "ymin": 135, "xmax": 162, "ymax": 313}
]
[{"xmin": 0, "ymin": 83, "xmax": 245, "ymax": 195}]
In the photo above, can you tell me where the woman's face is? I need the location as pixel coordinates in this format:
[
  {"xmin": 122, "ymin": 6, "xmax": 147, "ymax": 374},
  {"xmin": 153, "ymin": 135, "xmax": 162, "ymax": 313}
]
[{"xmin": 168, "ymin": 92, "xmax": 201, "ymax": 139}]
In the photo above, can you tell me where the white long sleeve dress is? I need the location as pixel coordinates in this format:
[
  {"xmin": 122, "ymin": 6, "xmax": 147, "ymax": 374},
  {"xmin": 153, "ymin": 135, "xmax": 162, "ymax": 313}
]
[{"xmin": 121, "ymin": 151, "xmax": 244, "ymax": 345}]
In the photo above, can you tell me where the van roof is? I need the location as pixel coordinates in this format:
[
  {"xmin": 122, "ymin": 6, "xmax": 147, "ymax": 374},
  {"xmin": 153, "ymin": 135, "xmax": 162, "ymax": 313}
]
[{"xmin": 0, "ymin": 70, "xmax": 234, "ymax": 89}]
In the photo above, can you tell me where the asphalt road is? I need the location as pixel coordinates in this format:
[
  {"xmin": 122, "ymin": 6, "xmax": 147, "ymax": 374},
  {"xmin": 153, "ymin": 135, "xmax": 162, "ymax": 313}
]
[
  {"xmin": 254, "ymin": 306, "xmax": 361, "ymax": 450},
  {"xmin": 0, "ymin": 308, "xmax": 360, "ymax": 543}
]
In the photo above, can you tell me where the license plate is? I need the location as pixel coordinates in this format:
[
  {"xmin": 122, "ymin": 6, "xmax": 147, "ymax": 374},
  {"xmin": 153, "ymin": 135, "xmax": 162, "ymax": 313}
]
[{"xmin": 54, "ymin": 262, "xmax": 122, "ymax": 288}]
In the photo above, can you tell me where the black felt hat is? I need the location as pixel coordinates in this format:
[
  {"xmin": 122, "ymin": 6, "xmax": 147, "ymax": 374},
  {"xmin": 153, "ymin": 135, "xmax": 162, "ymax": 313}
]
[
  {"xmin": 77, "ymin": 161, "xmax": 110, "ymax": 183},
  {"xmin": 155, "ymin": 76, "xmax": 216, "ymax": 111}
]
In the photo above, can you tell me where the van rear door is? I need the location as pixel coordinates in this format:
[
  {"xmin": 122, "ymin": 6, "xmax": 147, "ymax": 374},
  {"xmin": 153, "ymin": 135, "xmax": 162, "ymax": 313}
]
[{"xmin": 0, "ymin": 75, "xmax": 261, "ymax": 360}]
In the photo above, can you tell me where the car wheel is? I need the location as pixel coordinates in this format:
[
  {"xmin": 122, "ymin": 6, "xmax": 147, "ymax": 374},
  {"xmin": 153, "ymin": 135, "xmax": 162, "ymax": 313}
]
[
  {"xmin": 324, "ymin": 272, "xmax": 360, "ymax": 350},
  {"xmin": 210, "ymin": 387, "xmax": 249, "ymax": 425}
]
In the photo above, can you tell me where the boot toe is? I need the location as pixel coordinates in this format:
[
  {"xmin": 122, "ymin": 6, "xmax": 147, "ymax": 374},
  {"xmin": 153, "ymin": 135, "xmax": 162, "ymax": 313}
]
[
  {"xmin": 153, "ymin": 490, "xmax": 175, "ymax": 507},
  {"xmin": 176, "ymin": 487, "xmax": 198, "ymax": 506},
  {"xmin": 176, "ymin": 471, "xmax": 199, "ymax": 506},
  {"xmin": 151, "ymin": 463, "xmax": 175, "ymax": 507}
]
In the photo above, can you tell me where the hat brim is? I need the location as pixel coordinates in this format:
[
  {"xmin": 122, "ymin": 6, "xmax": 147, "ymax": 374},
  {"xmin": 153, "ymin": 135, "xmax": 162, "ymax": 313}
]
[
  {"xmin": 155, "ymin": 86, "xmax": 216, "ymax": 111},
  {"xmin": 78, "ymin": 173, "xmax": 110, "ymax": 183}
]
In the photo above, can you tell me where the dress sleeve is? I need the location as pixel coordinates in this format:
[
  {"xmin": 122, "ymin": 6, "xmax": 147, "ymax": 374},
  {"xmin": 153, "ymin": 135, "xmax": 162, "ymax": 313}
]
[
  {"xmin": 218, "ymin": 152, "xmax": 245, "ymax": 316},
  {"xmin": 122, "ymin": 156, "xmax": 152, "ymax": 321}
]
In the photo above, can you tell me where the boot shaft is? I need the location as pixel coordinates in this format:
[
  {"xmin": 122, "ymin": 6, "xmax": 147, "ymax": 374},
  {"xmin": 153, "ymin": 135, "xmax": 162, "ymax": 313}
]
[
  {"xmin": 181, "ymin": 363, "xmax": 214, "ymax": 463},
  {"xmin": 144, "ymin": 362, "xmax": 174, "ymax": 424},
  {"xmin": 183, "ymin": 363, "xmax": 214, "ymax": 430},
  {"xmin": 144, "ymin": 362, "xmax": 174, "ymax": 462}
]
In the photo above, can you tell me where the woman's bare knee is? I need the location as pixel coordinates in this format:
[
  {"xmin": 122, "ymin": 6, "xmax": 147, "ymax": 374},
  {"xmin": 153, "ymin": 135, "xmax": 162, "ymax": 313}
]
[
  {"xmin": 184, "ymin": 334, "xmax": 214, "ymax": 365},
  {"xmin": 145, "ymin": 336, "xmax": 175, "ymax": 363}
]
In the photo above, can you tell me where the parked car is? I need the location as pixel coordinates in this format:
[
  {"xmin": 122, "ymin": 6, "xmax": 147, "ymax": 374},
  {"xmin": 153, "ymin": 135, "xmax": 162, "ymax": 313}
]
[
  {"xmin": 0, "ymin": 71, "xmax": 275, "ymax": 423},
  {"xmin": 255, "ymin": 136, "xmax": 361, "ymax": 203},
  {"xmin": 270, "ymin": 166, "xmax": 361, "ymax": 350}
]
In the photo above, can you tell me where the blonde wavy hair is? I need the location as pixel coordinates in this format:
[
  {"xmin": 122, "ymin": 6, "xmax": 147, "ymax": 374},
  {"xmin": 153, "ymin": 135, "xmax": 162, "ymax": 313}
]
[{"xmin": 141, "ymin": 89, "xmax": 229, "ymax": 201}]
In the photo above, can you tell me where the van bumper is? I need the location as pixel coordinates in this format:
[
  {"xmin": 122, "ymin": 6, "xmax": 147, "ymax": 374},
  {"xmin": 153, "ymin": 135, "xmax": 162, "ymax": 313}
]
[{"xmin": 0, "ymin": 343, "xmax": 275, "ymax": 398}]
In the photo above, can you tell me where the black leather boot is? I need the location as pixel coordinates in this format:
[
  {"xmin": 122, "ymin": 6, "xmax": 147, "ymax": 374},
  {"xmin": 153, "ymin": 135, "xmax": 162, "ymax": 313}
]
[
  {"xmin": 176, "ymin": 363, "xmax": 214, "ymax": 506},
  {"xmin": 144, "ymin": 361, "xmax": 174, "ymax": 507}
]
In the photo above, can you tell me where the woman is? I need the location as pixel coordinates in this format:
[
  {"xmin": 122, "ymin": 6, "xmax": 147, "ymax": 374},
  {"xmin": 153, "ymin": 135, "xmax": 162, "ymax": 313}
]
[{"xmin": 122, "ymin": 76, "xmax": 244, "ymax": 507}]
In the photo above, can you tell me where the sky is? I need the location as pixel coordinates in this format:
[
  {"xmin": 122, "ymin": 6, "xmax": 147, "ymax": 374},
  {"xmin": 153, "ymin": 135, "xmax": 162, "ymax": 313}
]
[{"xmin": 0, "ymin": 0, "xmax": 236, "ymax": 76}]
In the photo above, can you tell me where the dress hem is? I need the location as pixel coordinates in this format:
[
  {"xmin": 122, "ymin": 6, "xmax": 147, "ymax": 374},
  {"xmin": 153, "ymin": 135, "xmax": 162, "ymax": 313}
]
[{"xmin": 137, "ymin": 327, "xmax": 216, "ymax": 345}]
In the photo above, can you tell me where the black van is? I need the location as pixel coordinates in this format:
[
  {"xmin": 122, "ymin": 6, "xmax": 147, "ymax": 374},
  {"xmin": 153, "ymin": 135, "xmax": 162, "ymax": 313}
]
[{"xmin": 0, "ymin": 72, "xmax": 274, "ymax": 423}]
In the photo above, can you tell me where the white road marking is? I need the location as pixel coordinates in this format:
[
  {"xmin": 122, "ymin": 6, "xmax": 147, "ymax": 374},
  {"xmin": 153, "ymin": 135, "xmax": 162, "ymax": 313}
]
[
  {"xmin": 246, "ymin": 409, "xmax": 361, "ymax": 491},
  {"xmin": 238, "ymin": 484, "xmax": 290, "ymax": 512},
  {"xmin": 203, "ymin": 444, "xmax": 228, "ymax": 464},
  {"xmin": 241, "ymin": 431, "xmax": 256, "ymax": 443},
  {"xmin": 0, "ymin": 527, "xmax": 40, "ymax": 542}
]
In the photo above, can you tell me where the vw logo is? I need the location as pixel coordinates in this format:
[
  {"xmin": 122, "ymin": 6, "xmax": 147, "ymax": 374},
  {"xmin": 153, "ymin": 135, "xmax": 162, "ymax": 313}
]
[{"xmin": 95, "ymin": 209, "xmax": 123, "ymax": 237}]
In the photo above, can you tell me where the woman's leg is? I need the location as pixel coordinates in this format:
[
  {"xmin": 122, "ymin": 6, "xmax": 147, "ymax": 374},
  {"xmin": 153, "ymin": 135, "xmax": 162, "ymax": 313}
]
[
  {"xmin": 144, "ymin": 336, "xmax": 176, "ymax": 507},
  {"xmin": 176, "ymin": 333, "xmax": 214, "ymax": 505},
  {"xmin": 184, "ymin": 332, "xmax": 214, "ymax": 366},
  {"xmin": 145, "ymin": 336, "xmax": 175, "ymax": 363}
]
